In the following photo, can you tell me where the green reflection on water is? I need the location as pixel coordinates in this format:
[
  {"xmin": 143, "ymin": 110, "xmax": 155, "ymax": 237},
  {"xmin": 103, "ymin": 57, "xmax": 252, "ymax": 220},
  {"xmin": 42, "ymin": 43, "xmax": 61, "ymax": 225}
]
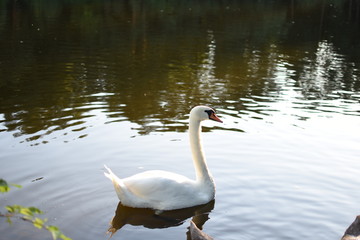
[{"xmin": 0, "ymin": 0, "xmax": 359, "ymax": 143}]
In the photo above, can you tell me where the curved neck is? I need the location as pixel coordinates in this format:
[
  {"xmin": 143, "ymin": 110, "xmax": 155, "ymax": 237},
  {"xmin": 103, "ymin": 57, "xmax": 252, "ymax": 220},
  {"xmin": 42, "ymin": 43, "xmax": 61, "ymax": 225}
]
[{"xmin": 189, "ymin": 117, "xmax": 212, "ymax": 183}]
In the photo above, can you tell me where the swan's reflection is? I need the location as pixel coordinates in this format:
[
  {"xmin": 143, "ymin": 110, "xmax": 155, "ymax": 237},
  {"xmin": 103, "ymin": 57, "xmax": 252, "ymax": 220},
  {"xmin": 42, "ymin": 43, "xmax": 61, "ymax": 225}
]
[{"xmin": 108, "ymin": 200, "xmax": 215, "ymax": 238}]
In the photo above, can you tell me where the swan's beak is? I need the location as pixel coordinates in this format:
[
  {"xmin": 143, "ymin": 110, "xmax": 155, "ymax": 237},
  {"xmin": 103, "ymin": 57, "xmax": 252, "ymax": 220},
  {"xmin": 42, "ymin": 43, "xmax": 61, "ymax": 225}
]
[{"xmin": 209, "ymin": 112, "xmax": 223, "ymax": 123}]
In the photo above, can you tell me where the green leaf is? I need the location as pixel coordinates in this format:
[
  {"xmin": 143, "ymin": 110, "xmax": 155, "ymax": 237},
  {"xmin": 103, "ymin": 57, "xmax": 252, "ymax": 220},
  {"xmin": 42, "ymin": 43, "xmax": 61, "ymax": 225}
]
[
  {"xmin": 10, "ymin": 183, "xmax": 22, "ymax": 189},
  {"xmin": 6, "ymin": 205, "xmax": 43, "ymax": 219},
  {"xmin": 17, "ymin": 206, "xmax": 42, "ymax": 217},
  {"xmin": 6, "ymin": 205, "xmax": 21, "ymax": 214},
  {"xmin": 5, "ymin": 206, "xmax": 14, "ymax": 213},
  {"xmin": 0, "ymin": 179, "xmax": 10, "ymax": 193},
  {"xmin": 28, "ymin": 207, "xmax": 43, "ymax": 215},
  {"xmin": 33, "ymin": 217, "xmax": 46, "ymax": 229},
  {"xmin": 1, "ymin": 180, "xmax": 71, "ymax": 240},
  {"xmin": 6, "ymin": 215, "xmax": 12, "ymax": 225},
  {"xmin": 47, "ymin": 225, "xmax": 61, "ymax": 239},
  {"xmin": 46, "ymin": 226, "xmax": 72, "ymax": 240},
  {"xmin": 60, "ymin": 234, "xmax": 72, "ymax": 240},
  {"xmin": 0, "ymin": 179, "xmax": 22, "ymax": 193},
  {"xmin": 0, "ymin": 179, "xmax": 8, "ymax": 186},
  {"xmin": 19, "ymin": 207, "xmax": 32, "ymax": 216}
]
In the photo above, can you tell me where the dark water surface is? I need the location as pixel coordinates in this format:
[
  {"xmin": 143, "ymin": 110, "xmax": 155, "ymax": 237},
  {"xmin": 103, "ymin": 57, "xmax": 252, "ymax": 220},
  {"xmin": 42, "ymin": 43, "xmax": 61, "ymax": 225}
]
[{"xmin": 0, "ymin": 1, "xmax": 360, "ymax": 240}]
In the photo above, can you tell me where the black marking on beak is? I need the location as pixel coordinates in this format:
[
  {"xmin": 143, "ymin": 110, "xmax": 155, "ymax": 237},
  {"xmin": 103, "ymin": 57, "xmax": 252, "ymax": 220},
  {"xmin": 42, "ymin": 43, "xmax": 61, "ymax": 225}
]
[{"xmin": 205, "ymin": 109, "xmax": 223, "ymax": 123}]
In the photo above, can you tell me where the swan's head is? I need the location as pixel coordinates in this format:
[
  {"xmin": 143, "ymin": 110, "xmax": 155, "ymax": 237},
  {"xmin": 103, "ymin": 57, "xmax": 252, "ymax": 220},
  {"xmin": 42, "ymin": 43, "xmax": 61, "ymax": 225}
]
[{"xmin": 190, "ymin": 106, "xmax": 223, "ymax": 123}]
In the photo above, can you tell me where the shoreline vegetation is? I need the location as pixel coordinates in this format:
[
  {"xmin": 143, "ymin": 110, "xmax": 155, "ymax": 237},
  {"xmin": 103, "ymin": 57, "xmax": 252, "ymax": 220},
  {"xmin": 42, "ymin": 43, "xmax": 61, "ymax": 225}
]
[{"xmin": 0, "ymin": 179, "xmax": 71, "ymax": 240}]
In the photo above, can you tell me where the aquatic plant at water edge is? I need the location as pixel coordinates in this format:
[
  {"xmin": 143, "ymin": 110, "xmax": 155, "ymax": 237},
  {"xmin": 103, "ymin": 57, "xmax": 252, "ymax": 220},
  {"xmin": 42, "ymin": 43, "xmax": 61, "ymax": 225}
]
[{"xmin": 0, "ymin": 179, "xmax": 71, "ymax": 240}]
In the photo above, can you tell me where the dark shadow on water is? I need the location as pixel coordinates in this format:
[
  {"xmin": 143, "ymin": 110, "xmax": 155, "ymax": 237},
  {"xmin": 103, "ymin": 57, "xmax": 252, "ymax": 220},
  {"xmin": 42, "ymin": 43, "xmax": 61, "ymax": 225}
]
[{"xmin": 107, "ymin": 200, "xmax": 215, "ymax": 238}]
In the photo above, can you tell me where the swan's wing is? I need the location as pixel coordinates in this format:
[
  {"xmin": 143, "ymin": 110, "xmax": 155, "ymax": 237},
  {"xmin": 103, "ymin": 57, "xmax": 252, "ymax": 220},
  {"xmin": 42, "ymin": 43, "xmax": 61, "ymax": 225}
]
[{"xmin": 123, "ymin": 170, "xmax": 196, "ymax": 200}]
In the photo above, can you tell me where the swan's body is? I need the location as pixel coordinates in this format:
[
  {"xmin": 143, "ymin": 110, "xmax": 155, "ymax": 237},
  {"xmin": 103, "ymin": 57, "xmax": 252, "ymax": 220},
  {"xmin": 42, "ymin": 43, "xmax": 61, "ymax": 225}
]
[{"xmin": 104, "ymin": 106, "xmax": 222, "ymax": 211}]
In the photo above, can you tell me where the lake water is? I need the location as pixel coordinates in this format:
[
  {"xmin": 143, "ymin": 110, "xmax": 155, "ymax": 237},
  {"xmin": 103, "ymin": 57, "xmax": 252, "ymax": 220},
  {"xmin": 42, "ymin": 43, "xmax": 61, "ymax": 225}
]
[{"xmin": 0, "ymin": 1, "xmax": 360, "ymax": 240}]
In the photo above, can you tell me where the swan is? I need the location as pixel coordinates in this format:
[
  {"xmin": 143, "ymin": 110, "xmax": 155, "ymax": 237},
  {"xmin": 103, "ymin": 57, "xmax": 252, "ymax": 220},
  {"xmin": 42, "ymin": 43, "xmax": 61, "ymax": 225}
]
[{"xmin": 104, "ymin": 105, "xmax": 222, "ymax": 211}]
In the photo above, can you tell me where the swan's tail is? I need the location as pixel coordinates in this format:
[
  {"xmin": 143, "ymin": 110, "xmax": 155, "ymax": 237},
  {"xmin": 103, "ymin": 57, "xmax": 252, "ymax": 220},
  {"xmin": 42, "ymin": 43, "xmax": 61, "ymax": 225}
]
[{"xmin": 104, "ymin": 165, "xmax": 127, "ymax": 200}]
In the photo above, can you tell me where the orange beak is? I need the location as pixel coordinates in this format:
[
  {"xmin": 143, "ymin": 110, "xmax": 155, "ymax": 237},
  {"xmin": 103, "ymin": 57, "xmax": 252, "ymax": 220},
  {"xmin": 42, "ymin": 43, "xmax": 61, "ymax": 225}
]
[{"xmin": 209, "ymin": 112, "xmax": 223, "ymax": 123}]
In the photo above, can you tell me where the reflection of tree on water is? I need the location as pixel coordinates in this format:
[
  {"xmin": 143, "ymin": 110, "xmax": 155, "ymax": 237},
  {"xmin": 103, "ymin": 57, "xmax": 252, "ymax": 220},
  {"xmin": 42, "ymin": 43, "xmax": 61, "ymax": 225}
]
[
  {"xmin": 0, "ymin": 0, "xmax": 359, "ymax": 144},
  {"xmin": 107, "ymin": 200, "xmax": 215, "ymax": 239}
]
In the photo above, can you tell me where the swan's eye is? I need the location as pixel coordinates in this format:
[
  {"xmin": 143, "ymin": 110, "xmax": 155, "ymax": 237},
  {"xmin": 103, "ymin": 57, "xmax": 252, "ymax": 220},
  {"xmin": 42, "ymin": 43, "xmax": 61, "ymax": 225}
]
[{"xmin": 204, "ymin": 110, "xmax": 214, "ymax": 119}]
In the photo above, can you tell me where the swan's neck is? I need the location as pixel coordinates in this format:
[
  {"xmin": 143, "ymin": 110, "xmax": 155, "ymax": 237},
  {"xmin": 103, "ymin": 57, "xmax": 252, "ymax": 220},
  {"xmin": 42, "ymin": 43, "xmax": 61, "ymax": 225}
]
[{"xmin": 189, "ymin": 118, "xmax": 213, "ymax": 183}]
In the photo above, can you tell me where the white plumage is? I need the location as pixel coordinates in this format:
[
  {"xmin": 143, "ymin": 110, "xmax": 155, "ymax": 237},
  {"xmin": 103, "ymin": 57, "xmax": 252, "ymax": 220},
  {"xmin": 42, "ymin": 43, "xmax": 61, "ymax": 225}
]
[{"xmin": 104, "ymin": 106, "xmax": 222, "ymax": 210}]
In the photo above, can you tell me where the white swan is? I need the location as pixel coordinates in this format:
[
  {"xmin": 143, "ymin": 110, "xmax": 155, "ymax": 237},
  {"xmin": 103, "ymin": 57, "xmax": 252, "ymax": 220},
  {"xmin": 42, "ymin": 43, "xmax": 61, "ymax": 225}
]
[{"xmin": 104, "ymin": 106, "xmax": 222, "ymax": 211}]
